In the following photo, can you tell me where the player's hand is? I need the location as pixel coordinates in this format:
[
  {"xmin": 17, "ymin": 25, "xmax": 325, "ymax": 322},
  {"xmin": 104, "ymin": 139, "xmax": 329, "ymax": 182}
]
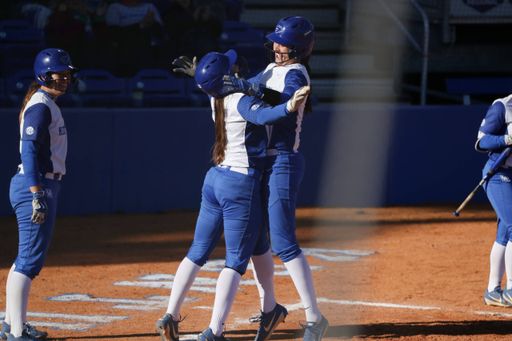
[
  {"xmin": 506, "ymin": 135, "xmax": 512, "ymax": 145},
  {"xmin": 172, "ymin": 56, "xmax": 197, "ymax": 77},
  {"xmin": 31, "ymin": 191, "xmax": 47, "ymax": 224},
  {"xmin": 223, "ymin": 75, "xmax": 259, "ymax": 96},
  {"xmin": 286, "ymin": 86, "xmax": 311, "ymax": 112}
]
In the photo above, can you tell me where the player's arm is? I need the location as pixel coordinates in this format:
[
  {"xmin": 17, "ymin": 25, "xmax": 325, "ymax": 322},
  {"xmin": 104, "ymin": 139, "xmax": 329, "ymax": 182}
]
[
  {"xmin": 476, "ymin": 101, "xmax": 509, "ymax": 152},
  {"xmin": 223, "ymin": 75, "xmax": 281, "ymax": 106},
  {"xmin": 238, "ymin": 86, "xmax": 310, "ymax": 125}
]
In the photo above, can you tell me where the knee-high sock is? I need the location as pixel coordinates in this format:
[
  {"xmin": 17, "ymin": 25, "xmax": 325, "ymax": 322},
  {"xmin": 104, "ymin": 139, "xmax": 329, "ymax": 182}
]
[
  {"xmin": 167, "ymin": 257, "xmax": 201, "ymax": 318},
  {"xmin": 4, "ymin": 264, "xmax": 16, "ymax": 325},
  {"xmin": 506, "ymin": 241, "xmax": 512, "ymax": 290},
  {"xmin": 209, "ymin": 268, "xmax": 241, "ymax": 336},
  {"xmin": 284, "ymin": 252, "xmax": 321, "ymax": 323},
  {"xmin": 8, "ymin": 271, "xmax": 32, "ymax": 337},
  {"xmin": 488, "ymin": 242, "xmax": 506, "ymax": 291},
  {"xmin": 251, "ymin": 250, "xmax": 277, "ymax": 313}
]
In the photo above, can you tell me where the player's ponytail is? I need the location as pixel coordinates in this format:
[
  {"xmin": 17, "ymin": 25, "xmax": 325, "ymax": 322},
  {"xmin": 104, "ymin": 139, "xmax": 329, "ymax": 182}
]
[
  {"xmin": 212, "ymin": 97, "xmax": 227, "ymax": 166},
  {"xmin": 19, "ymin": 81, "xmax": 42, "ymax": 124},
  {"xmin": 301, "ymin": 56, "xmax": 313, "ymax": 114}
]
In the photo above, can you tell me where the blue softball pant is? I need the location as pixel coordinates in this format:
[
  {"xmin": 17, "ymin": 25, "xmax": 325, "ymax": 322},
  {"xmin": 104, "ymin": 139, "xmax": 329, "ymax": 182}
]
[
  {"xmin": 9, "ymin": 173, "xmax": 61, "ymax": 280},
  {"xmin": 483, "ymin": 159, "xmax": 512, "ymax": 246},
  {"xmin": 186, "ymin": 166, "xmax": 262, "ymax": 275},
  {"xmin": 253, "ymin": 152, "xmax": 305, "ymax": 262}
]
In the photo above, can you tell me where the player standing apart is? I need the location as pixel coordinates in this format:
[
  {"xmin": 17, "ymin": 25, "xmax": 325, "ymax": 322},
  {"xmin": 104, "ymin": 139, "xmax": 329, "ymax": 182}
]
[
  {"xmin": 476, "ymin": 95, "xmax": 512, "ymax": 307},
  {"xmin": 1, "ymin": 49, "xmax": 77, "ymax": 341},
  {"xmin": 225, "ymin": 16, "xmax": 329, "ymax": 341},
  {"xmin": 155, "ymin": 50, "xmax": 310, "ymax": 341}
]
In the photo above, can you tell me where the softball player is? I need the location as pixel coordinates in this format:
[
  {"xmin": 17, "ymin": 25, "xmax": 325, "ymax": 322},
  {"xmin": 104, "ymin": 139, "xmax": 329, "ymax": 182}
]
[
  {"xmin": 156, "ymin": 50, "xmax": 310, "ymax": 341},
  {"xmin": 477, "ymin": 95, "xmax": 512, "ymax": 307},
  {"xmin": 1, "ymin": 49, "xmax": 77, "ymax": 341}
]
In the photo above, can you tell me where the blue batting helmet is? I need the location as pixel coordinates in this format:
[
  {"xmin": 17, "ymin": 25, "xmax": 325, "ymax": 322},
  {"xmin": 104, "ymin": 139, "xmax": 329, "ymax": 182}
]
[
  {"xmin": 266, "ymin": 16, "xmax": 315, "ymax": 60},
  {"xmin": 195, "ymin": 50, "xmax": 237, "ymax": 98},
  {"xmin": 34, "ymin": 48, "xmax": 77, "ymax": 86}
]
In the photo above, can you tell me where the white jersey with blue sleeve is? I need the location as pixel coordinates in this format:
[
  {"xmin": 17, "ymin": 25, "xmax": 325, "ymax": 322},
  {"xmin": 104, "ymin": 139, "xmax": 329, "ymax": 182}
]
[
  {"xmin": 476, "ymin": 94, "xmax": 512, "ymax": 166},
  {"xmin": 259, "ymin": 63, "xmax": 310, "ymax": 152},
  {"xmin": 19, "ymin": 89, "xmax": 67, "ymax": 176}
]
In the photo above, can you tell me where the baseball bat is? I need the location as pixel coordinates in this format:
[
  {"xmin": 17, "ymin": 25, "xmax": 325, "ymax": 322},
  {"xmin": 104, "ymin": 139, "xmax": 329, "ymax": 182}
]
[{"xmin": 453, "ymin": 146, "xmax": 512, "ymax": 217}]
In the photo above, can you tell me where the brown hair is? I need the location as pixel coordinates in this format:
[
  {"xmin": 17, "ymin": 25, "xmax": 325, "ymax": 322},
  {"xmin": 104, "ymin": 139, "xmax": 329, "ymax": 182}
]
[
  {"xmin": 19, "ymin": 81, "xmax": 42, "ymax": 124},
  {"xmin": 300, "ymin": 56, "xmax": 313, "ymax": 114},
  {"xmin": 212, "ymin": 97, "xmax": 227, "ymax": 166}
]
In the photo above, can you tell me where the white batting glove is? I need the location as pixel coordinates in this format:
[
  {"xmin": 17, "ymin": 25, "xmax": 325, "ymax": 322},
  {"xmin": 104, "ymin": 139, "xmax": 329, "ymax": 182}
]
[
  {"xmin": 286, "ymin": 86, "xmax": 311, "ymax": 112},
  {"xmin": 505, "ymin": 135, "xmax": 512, "ymax": 145},
  {"xmin": 31, "ymin": 190, "xmax": 47, "ymax": 224},
  {"xmin": 172, "ymin": 56, "xmax": 198, "ymax": 77}
]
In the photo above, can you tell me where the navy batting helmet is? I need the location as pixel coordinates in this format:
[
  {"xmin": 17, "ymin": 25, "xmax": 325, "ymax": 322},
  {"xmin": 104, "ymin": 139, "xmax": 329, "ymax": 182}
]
[
  {"xmin": 195, "ymin": 50, "xmax": 237, "ymax": 98},
  {"xmin": 34, "ymin": 48, "xmax": 77, "ymax": 86},
  {"xmin": 266, "ymin": 16, "xmax": 315, "ymax": 60}
]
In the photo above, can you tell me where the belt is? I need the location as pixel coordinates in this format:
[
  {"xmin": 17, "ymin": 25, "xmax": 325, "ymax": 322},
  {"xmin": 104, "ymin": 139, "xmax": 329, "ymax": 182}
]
[{"xmin": 17, "ymin": 167, "xmax": 62, "ymax": 181}]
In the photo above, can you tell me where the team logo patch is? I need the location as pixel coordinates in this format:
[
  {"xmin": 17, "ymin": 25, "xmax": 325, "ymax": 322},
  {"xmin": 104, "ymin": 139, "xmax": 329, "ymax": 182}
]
[
  {"xmin": 481, "ymin": 119, "xmax": 486, "ymax": 127},
  {"xmin": 26, "ymin": 126, "xmax": 35, "ymax": 135},
  {"xmin": 46, "ymin": 189, "xmax": 53, "ymax": 198},
  {"xmin": 59, "ymin": 126, "xmax": 66, "ymax": 135},
  {"xmin": 251, "ymin": 104, "xmax": 261, "ymax": 111},
  {"xmin": 500, "ymin": 174, "xmax": 511, "ymax": 183},
  {"xmin": 275, "ymin": 25, "xmax": 284, "ymax": 34},
  {"xmin": 60, "ymin": 55, "xmax": 70, "ymax": 64}
]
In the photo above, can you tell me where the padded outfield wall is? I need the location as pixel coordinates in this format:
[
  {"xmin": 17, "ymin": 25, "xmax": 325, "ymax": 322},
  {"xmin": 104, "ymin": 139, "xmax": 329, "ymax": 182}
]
[{"xmin": 0, "ymin": 104, "xmax": 490, "ymax": 216}]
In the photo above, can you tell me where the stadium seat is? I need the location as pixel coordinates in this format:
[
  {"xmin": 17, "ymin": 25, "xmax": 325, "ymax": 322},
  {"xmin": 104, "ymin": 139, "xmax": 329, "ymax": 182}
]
[
  {"xmin": 74, "ymin": 69, "xmax": 129, "ymax": 107},
  {"xmin": 218, "ymin": 21, "xmax": 267, "ymax": 79},
  {"xmin": 186, "ymin": 78, "xmax": 211, "ymax": 107},
  {"xmin": 0, "ymin": 19, "xmax": 44, "ymax": 44},
  {"xmin": 6, "ymin": 69, "xmax": 37, "ymax": 108},
  {"xmin": 0, "ymin": 44, "xmax": 44, "ymax": 78},
  {"xmin": 127, "ymin": 69, "xmax": 188, "ymax": 108}
]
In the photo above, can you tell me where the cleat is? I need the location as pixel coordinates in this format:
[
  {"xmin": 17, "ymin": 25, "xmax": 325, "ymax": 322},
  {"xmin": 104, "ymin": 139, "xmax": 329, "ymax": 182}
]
[
  {"xmin": 250, "ymin": 303, "xmax": 288, "ymax": 341},
  {"xmin": 197, "ymin": 328, "xmax": 229, "ymax": 341},
  {"xmin": 1, "ymin": 323, "xmax": 47, "ymax": 340},
  {"xmin": 502, "ymin": 288, "xmax": 512, "ymax": 306},
  {"xmin": 301, "ymin": 316, "xmax": 329, "ymax": 341},
  {"xmin": 6, "ymin": 329, "xmax": 38, "ymax": 341},
  {"xmin": 156, "ymin": 314, "xmax": 184, "ymax": 341},
  {"xmin": 484, "ymin": 286, "xmax": 512, "ymax": 307}
]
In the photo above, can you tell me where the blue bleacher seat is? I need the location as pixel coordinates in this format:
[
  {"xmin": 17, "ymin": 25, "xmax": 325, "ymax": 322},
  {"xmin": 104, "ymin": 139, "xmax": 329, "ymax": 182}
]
[
  {"xmin": 0, "ymin": 19, "xmax": 44, "ymax": 44},
  {"xmin": 6, "ymin": 69, "xmax": 37, "ymax": 108},
  {"xmin": 1, "ymin": 44, "xmax": 44, "ymax": 78},
  {"xmin": 186, "ymin": 78, "xmax": 211, "ymax": 107},
  {"xmin": 219, "ymin": 21, "xmax": 267, "ymax": 79},
  {"xmin": 74, "ymin": 69, "xmax": 128, "ymax": 107},
  {"xmin": 127, "ymin": 69, "xmax": 188, "ymax": 108}
]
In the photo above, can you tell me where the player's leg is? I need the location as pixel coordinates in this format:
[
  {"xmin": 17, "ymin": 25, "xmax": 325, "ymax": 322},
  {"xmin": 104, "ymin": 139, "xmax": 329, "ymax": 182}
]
[
  {"xmin": 205, "ymin": 168, "xmax": 261, "ymax": 338},
  {"xmin": 485, "ymin": 171, "xmax": 512, "ymax": 305},
  {"xmin": 268, "ymin": 153, "xmax": 328, "ymax": 340},
  {"xmin": 157, "ymin": 169, "xmax": 224, "ymax": 341},
  {"xmin": 7, "ymin": 175, "xmax": 59, "ymax": 340}
]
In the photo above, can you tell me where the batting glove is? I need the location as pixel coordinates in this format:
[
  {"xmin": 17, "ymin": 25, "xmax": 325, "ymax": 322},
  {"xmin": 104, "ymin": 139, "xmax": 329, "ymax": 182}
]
[
  {"xmin": 223, "ymin": 75, "xmax": 261, "ymax": 97},
  {"xmin": 286, "ymin": 86, "xmax": 311, "ymax": 112},
  {"xmin": 505, "ymin": 135, "xmax": 512, "ymax": 145},
  {"xmin": 31, "ymin": 190, "xmax": 47, "ymax": 224},
  {"xmin": 172, "ymin": 56, "xmax": 197, "ymax": 77}
]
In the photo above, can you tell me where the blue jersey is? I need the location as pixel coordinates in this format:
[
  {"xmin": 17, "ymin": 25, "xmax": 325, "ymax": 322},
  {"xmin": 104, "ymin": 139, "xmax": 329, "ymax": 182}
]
[
  {"xmin": 249, "ymin": 63, "xmax": 309, "ymax": 152},
  {"xmin": 477, "ymin": 95, "xmax": 512, "ymax": 166},
  {"xmin": 19, "ymin": 89, "xmax": 67, "ymax": 186}
]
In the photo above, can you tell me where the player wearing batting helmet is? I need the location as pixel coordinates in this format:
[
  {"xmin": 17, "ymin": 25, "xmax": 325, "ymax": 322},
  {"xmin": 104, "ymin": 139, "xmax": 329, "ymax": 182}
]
[
  {"xmin": 477, "ymin": 95, "xmax": 512, "ymax": 308},
  {"xmin": 156, "ymin": 50, "xmax": 310, "ymax": 341},
  {"xmin": 1, "ymin": 48, "xmax": 78, "ymax": 341}
]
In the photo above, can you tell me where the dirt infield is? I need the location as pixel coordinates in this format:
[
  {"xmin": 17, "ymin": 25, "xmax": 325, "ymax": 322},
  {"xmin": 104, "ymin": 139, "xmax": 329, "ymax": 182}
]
[{"xmin": 2, "ymin": 203, "xmax": 512, "ymax": 340}]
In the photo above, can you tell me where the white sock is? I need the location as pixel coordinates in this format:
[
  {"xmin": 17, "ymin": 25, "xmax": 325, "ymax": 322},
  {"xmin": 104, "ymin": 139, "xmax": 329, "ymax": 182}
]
[
  {"xmin": 251, "ymin": 250, "xmax": 277, "ymax": 313},
  {"xmin": 506, "ymin": 241, "xmax": 512, "ymax": 290},
  {"xmin": 8, "ymin": 271, "xmax": 32, "ymax": 337},
  {"xmin": 167, "ymin": 257, "xmax": 201, "ymax": 318},
  {"xmin": 4, "ymin": 264, "xmax": 16, "ymax": 325},
  {"xmin": 488, "ymin": 242, "xmax": 506, "ymax": 291},
  {"xmin": 284, "ymin": 252, "xmax": 321, "ymax": 323},
  {"xmin": 209, "ymin": 268, "xmax": 241, "ymax": 336}
]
